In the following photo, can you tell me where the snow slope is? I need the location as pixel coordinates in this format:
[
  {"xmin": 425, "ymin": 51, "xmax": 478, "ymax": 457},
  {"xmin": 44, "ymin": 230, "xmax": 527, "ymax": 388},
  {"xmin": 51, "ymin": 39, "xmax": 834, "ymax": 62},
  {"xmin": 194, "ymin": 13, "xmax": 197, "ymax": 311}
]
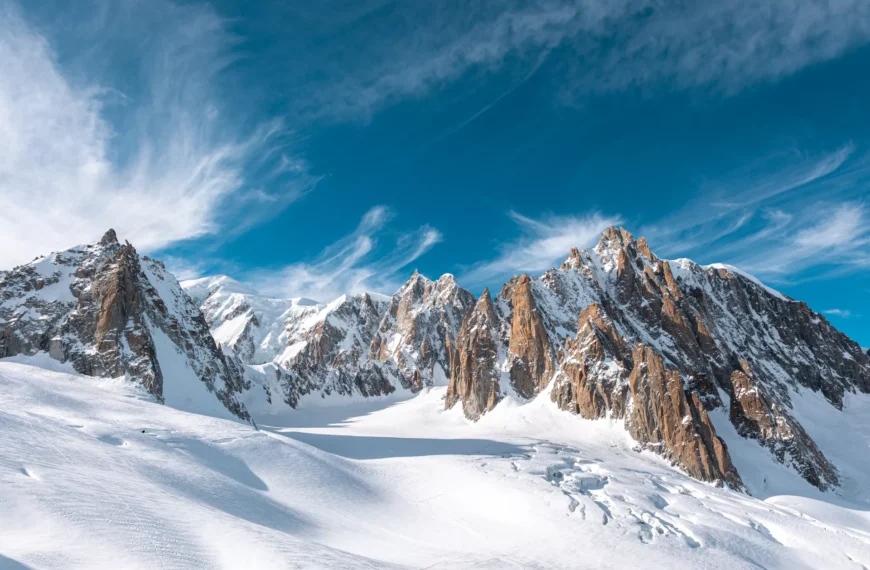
[
  {"xmin": 2, "ymin": 359, "xmax": 869, "ymax": 569},
  {"xmin": 181, "ymin": 275, "xmax": 318, "ymax": 365}
]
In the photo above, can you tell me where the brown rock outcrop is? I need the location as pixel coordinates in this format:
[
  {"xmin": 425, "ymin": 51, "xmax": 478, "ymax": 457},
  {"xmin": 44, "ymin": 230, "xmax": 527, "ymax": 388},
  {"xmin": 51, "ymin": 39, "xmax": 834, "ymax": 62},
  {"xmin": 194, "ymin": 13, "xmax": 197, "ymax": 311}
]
[
  {"xmin": 627, "ymin": 345, "xmax": 743, "ymax": 488},
  {"xmin": 278, "ymin": 293, "xmax": 393, "ymax": 407},
  {"xmin": 369, "ymin": 272, "xmax": 474, "ymax": 390},
  {"xmin": 445, "ymin": 289, "xmax": 502, "ymax": 420},
  {"xmin": 0, "ymin": 230, "xmax": 250, "ymax": 421},
  {"xmin": 729, "ymin": 360, "xmax": 838, "ymax": 490},
  {"xmin": 507, "ymin": 274, "xmax": 555, "ymax": 399},
  {"xmin": 551, "ymin": 308, "xmax": 742, "ymax": 489},
  {"xmin": 551, "ymin": 303, "xmax": 630, "ymax": 419},
  {"xmin": 438, "ymin": 225, "xmax": 868, "ymax": 490}
]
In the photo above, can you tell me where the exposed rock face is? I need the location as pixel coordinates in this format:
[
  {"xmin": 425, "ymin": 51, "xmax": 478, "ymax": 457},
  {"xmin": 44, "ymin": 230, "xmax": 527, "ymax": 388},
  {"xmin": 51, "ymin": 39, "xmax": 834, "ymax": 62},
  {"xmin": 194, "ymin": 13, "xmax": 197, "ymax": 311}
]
[
  {"xmin": 14, "ymin": 226, "xmax": 863, "ymax": 492},
  {"xmin": 549, "ymin": 305, "xmax": 740, "ymax": 487},
  {"xmin": 506, "ymin": 274, "xmax": 556, "ymax": 399},
  {"xmin": 627, "ymin": 345, "xmax": 742, "ymax": 488},
  {"xmin": 184, "ymin": 276, "xmax": 396, "ymax": 408},
  {"xmin": 0, "ymin": 230, "xmax": 250, "ymax": 420},
  {"xmin": 729, "ymin": 360, "xmax": 838, "ymax": 489},
  {"xmin": 184, "ymin": 271, "xmax": 472, "ymax": 409},
  {"xmin": 445, "ymin": 290, "xmax": 502, "ymax": 420},
  {"xmin": 274, "ymin": 293, "xmax": 393, "ymax": 407},
  {"xmin": 551, "ymin": 303, "xmax": 629, "ymax": 419},
  {"xmin": 65, "ymin": 242, "xmax": 163, "ymax": 394},
  {"xmin": 442, "ymin": 226, "xmax": 869, "ymax": 491},
  {"xmin": 369, "ymin": 272, "xmax": 474, "ymax": 391}
]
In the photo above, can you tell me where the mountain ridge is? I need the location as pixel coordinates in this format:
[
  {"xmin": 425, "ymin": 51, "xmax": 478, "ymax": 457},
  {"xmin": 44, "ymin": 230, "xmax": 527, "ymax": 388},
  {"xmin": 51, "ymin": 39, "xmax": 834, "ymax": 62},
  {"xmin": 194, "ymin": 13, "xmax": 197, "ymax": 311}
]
[{"xmin": 2, "ymin": 226, "xmax": 868, "ymax": 495}]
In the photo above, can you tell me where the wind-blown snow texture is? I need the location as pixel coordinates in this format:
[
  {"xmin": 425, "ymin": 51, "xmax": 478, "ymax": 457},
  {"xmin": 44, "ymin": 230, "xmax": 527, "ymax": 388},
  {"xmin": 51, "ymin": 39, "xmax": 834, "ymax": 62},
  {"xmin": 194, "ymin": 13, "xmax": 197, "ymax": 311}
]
[{"xmin": 1, "ymin": 359, "xmax": 869, "ymax": 569}]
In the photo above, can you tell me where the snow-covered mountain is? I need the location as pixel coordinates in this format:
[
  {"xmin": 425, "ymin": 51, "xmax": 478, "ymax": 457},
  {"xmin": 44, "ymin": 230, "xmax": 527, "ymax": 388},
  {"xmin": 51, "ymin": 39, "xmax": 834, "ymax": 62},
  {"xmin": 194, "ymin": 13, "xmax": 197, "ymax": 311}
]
[
  {"xmin": 447, "ymin": 227, "xmax": 869, "ymax": 491},
  {"xmin": 180, "ymin": 269, "xmax": 475, "ymax": 412},
  {"xmin": 183, "ymin": 226, "xmax": 868, "ymax": 494},
  {"xmin": 0, "ymin": 230, "xmax": 249, "ymax": 420},
  {"xmin": 3, "ymin": 226, "xmax": 870, "ymax": 569},
  {"xmin": 3, "ymin": 227, "xmax": 869, "ymax": 496},
  {"xmin": 368, "ymin": 271, "xmax": 474, "ymax": 390},
  {"xmin": 182, "ymin": 274, "xmax": 319, "ymax": 366}
]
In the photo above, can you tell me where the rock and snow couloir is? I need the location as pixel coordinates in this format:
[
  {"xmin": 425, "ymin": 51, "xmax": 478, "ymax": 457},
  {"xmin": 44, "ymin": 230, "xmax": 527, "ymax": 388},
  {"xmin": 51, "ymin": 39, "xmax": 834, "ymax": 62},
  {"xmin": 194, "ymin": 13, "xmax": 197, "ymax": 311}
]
[{"xmin": 2, "ymin": 226, "xmax": 868, "ymax": 494}]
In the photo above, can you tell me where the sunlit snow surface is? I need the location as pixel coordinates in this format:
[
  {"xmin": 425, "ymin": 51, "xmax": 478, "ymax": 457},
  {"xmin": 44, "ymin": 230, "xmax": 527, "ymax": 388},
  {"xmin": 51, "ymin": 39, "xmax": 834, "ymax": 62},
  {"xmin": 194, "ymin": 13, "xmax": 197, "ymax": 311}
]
[{"xmin": 2, "ymin": 359, "xmax": 870, "ymax": 569}]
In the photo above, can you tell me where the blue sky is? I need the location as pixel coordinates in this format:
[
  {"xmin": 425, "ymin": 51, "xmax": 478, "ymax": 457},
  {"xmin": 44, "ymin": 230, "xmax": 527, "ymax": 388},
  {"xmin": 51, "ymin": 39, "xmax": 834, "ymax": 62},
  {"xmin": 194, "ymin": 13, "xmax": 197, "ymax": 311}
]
[{"xmin": 2, "ymin": 0, "xmax": 869, "ymax": 344}]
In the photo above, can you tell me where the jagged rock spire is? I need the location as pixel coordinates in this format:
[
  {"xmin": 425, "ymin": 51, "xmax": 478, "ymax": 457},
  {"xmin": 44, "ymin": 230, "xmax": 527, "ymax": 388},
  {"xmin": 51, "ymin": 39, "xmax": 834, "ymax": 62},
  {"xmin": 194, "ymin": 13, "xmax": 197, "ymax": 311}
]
[
  {"xmin": 445, "ymin": 287, "xmax": 501, "ymax": 419},
  {"xmin": 100, "ymin": 228, "xmax": 118, "ymax": 246},
  {"xmin": 507, "ymin": 274, "xmax": 555, "ymax": 399},
  {"xmin": 368, "ymin": 268, "xmax": 474, "ymax": 391},
  {"xmin": 596, "ymin": 226, "xmax": 635, "ymax": 250},
  {"xmin": 445, "ymin": 225, "xmax": 868, "ymax": 491}
]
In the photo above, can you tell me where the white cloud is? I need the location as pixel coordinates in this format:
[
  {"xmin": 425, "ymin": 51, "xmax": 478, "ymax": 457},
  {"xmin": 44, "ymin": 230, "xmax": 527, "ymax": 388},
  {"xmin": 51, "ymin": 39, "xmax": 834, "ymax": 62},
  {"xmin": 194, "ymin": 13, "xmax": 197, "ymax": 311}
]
[
  {"xmin": 644, "ymin": 143, "xmax": 855, "ymax": 254},
  {"xmin": 252, "ymin": 206, "xmax": 442, "ymax": 301},
  {"xmin": 0, "ymin": 2, "xmax": 316, "ymax": 269},
  {"xmin": 632, "ymin": 142, "xmax": 870, "ymax": 282},
  {"xmin": 584, "ymin": 0, "xmax": 870, "ymax": 95},
  {"xmin": 734, "ymin": 203, "xmax": 870, "ymax": 278},
  {"xmin": 303, "ymin": 0, "xmax": 870, "ymax": 119},
  {"xmin": 794, "ymin": 206, "xmax": 865, "ymax": 249},
  {"xmin": 461, "ymin": 210, "xmax": 621, "ymax": 285},
  {"xmin": 824, "ymin": 309, "xmax": 853, "ymax": 318}
]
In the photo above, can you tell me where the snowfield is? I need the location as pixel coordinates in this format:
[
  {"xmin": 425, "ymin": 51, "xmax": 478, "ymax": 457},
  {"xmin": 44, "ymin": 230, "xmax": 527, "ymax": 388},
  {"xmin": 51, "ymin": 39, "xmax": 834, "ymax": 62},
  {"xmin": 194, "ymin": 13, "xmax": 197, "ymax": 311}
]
[{"xmin": 2, "ymin": 359, "xmax": 870, "ymax": 569}]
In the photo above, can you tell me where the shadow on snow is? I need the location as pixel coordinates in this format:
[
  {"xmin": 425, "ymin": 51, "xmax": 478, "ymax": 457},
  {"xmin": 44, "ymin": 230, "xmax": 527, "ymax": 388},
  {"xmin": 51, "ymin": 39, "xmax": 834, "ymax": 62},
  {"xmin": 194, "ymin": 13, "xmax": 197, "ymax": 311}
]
[{"xmin": 275, "ymin": 431, "xmax": 526, "ymax": 460}]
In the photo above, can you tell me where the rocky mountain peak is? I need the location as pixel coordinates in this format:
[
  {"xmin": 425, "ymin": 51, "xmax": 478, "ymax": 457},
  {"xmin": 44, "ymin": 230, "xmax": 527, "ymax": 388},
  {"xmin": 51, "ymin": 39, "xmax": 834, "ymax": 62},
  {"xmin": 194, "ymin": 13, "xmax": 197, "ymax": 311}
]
[
  {"xmin": 475, "ymin": 288, "xmax": 497, "ymax": 321},
  {"xmin": 446, "ymin": 287, "xmax": 502, "ymax": 419},
  {"xmin": 368, "ymin": 270, "xmax": 475, "ymax": 391},
  {"xmin": 441, "ymin": 227, "xmax": 868, "ymax": 491},
  {"xmin": 99, "ymin": 228, "xmax": 119, "ymax": 246},
  {"xmin": 0, "ymin": 233, "xmax": 250, "ymax": 421},
  {"xmin": 635, "ymin": 236, "xmax": 656, "ymax": 261},
  {"xmin": 596, "ymin": 226, "xmax": 635, "ymax": 252},
  {"xmin": 506, "ymin": 274, "xmax": 556, "ymax": 399},
  {"xmin": 10, "ymin": 225, "xmax": 867, "ymax": 495},
  {"xmin": 393, "ymin": 269, "xmax": 429, "ymax": 299},
  {"xmin": 627, "ymin": 344, "xmax": 743, "ymax": 489},
  {"xmin": 590, "ymin": 226, "xmax": 642, "ymax": 273}
]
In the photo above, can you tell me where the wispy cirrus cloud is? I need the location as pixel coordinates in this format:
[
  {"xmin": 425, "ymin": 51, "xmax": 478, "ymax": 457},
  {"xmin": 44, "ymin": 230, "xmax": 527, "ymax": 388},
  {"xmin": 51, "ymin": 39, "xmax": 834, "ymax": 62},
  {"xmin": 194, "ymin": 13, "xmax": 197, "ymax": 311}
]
[
  {"xmin": 297, "ymin": 0, "xmax": 870, "ymax": 120},
  {"xmin": 647, "ymin": 143, "xmax": 856, "ymax": 248},
  {"xmin": 637, "ymin": 142, "xmax": 870, "ymax": 282},
  {"xmin": 824, "ymin": 308, "xmax": 854, "ymax": 318},
  {"xmin": 461, "ymin": 210, "xmax": 621, "ymax": 285},
  {"xmin": 574, "ymin": 0, "xmax": 870, "ymax": 95},
  {"xmin": 731, "ymin": 202, "xmax": 870, "ymax": 278},
  {"xmin": 0, "ymin": 1, "xmax": 317, "ymax": 269},
  {"xmin": 251, "ymin": 206, "xmax": 442, "ymax": 301}
]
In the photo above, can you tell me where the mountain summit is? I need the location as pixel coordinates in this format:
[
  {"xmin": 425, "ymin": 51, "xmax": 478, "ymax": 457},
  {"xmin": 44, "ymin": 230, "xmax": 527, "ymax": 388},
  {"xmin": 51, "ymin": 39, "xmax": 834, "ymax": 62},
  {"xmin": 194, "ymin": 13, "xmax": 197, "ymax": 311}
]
[
  {"xmin": 0, "ymin": 230, "xmax": 249, "ymax": 420},
  {"xmin": 445, "ymin": 226, "xmax": 868, "ymax": 490}
]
